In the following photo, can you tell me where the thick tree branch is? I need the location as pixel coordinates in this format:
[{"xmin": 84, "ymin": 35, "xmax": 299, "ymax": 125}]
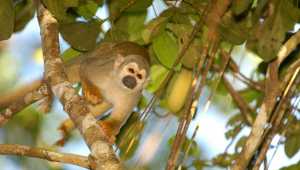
[
  {"xmin": 37, "ymin": 4, "xmax": 122, "ymax": 170},
  {"xmin": 232, "ymin": 30, "xmax": 300, "ymax": 170},
  {"xmin": 0, "ymin": 144, "xmax": 89, "ymax": 168},
  {"xmin": 253, "ymin": 67, "xmax": 300, "ymax": 169}
]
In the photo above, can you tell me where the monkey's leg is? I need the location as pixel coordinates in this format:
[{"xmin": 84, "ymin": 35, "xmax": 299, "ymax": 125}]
[{"xmin": 56, "ymin": 102, "xmax": 111, "ymax": 146}]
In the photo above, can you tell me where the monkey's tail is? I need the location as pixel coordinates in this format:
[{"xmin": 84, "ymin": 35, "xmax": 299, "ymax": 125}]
[{"xmin": 0, "ymin": 79, "xmax": 43, "ymax": 108}]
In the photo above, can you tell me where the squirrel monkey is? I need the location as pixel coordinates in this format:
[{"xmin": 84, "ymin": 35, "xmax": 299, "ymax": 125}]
[
  {"xmin": 0, "ymin": 41, "xmax": 150, "ymax": 144},
  {"xmin": 64, "ymin": 41, "xmax": 150, "ymax": 143}
]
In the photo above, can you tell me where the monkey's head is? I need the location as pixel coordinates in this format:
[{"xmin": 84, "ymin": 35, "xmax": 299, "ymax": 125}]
[{"xmin": 113, "ymin": 54, "xmax": 150, "ymax": 92}]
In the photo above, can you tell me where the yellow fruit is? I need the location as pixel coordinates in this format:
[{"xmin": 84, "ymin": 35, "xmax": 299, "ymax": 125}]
[{"xmin": 166, "ymin": 68, "xmax": 193, "ymax": 113}]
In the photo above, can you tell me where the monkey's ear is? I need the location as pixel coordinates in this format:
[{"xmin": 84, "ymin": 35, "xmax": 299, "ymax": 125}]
[{"xmin": 114, "ymin": 54, "xmax": 124, "ymax": 69}]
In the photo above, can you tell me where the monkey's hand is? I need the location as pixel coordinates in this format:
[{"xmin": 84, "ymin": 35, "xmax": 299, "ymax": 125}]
[
  {"xmin": 56, "ymin": 101, "xmax": 112, "ymax": 146},
  {"xmin": 98, "ymin": 119, "xmax": 122, "ymax": 144}
]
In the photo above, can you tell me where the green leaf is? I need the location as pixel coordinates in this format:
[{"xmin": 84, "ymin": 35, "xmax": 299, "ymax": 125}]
[
  {"xmin": 167, "ymin": 23, "xmax": 201, "ymax": 69},
  {"xmin": 61, "ymin": 47, "xmax": 82, "ymax": 62},
  {"xmin": 235, "ymin": 136, "xmax": 247, "ymax": 153},
  {"xmin": 60, "ymin": 20, "xmax": 101, "ymax": 51},
  {"xmin": 225, "ymin": 124, "xmax": 242, "ymax": 139},
  {"xmin": 125, "ymin": 0, "xmax": 153, "ymax": 12},
  {"xmin": 142, "ymin": 15, "xmax": 170, "ymax": 44},
  {"xmin": 109, "ymin": 0, "xmax": 153, "ymax": 21},
  {"xmin": 232, "ymin": 0, "xmax": 252, "ymax": 15},
  {"xmin": 117, "ymin": 12, "xmax": 147, "ymax": 42},
  {"xmin": 239, "ymin": 88, "xmax": 263, "ymax": 103},
  {"xmin": 14, "ymin": 0, "xmax": 35, "ymax": 32},
  {"xmin": 247, "ymin": 0, "xmax": 300, "ymax": 62},
  {"xmin": 105, "ymin": 12, "xmax": 146, "ymax": 43},
  {"xmin": 76, "ymin": 0, "xmax": 98, "ymax": 20},
  {"xmin": 285, "ymin": 133, "xmax": 300, "ymax": 158},
  {"xmin": 0, "ymin": 0, "xmax": 14, "ymax": 40},
  {"xmin": 42, "ymin": 0, "xmax": 75, "ymax": 22},
  {"xmin": 146, "ymin": 64, "xmax": 169, "ymax": 93},
  {"xmin": 63, "ymin": 0, "xmax": 79, "ymax": 7},
  {"xmin": 281, "ymin": 161, "xmax": 300, "ymax": 170},
  {"xmin": 219, "ymin": 12, "xmax": 251, "ymax": 45},
  {"xmin": 226, "ymin": 114, "xmax": 243, "ymax": 127},
  {"xmin": 192, "ymin": 160, "xmax": 205, "ymax": 170},
  {"xmin": 212, "ymin": 153, "xmax": 237, "ymax": 168},
  {"xmin": 152, "ymin": 31, "xmax": 179, "ymax": 68}
]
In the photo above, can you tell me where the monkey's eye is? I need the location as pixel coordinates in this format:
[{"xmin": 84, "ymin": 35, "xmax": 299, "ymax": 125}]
[
  {"xmin": 128, "ymin": 68, "xmax": 135, "ymax": 73},
  {"xmin": 137, "ymin": 74, "xmax": 143, "ymax": 80}
]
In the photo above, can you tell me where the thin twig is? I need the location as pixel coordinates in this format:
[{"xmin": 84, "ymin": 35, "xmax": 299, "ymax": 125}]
[
  {"xmin": 228, "ymin": 58, "xmax": 264, "ymax": 92},
  {"xmin": 0, "ymin": 81, "xmax": 50, "ymax": 127},
  {"xmin": 0, "ymin": 144, "xmax": 89, "ymax": 168},
  {"xmin": 223, "ymin": 76, "xmax": 254, "ymax": 125},
  {"xmin": 166, "ymin": 1, "xmax": 232, "ymax": 169}
]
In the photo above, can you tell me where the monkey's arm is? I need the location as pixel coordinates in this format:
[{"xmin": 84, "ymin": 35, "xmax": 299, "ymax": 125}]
[
  {"xmin": 98, "ymin": 97, "xmax": 139, "ymax": 143},
  {"xmin": 56, "ymin": 101, "xmax": 112, "ymax": 146}
]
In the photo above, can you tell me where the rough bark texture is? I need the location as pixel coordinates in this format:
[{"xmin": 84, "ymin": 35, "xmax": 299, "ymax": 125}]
[
  {"xmin": 37, "ymin": 4, "xmax": 122, "ymax": 170},
  {"xmin": 232, "ymin": 30, "xmax": 300, "ymax": 170}
]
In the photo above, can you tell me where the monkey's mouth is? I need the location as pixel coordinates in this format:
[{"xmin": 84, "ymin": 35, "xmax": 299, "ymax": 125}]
[{"xmin": 122, "ymin": 75, "xmax": 137, "ymax": 89}]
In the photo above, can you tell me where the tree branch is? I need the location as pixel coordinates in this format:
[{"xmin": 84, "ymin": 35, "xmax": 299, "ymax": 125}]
[
  {"xmin": 37, "ymin": 3, "xmax": 122, "ymax": 170},
  {"xmin": 232, "ymin": 30, "xmax": 300, "ymax": 170},
  {"xmin": 223, "ymin": 76, "xmax": 254, "ymax": 125},
  {"xmin": 166, "ymin": 1, "xmax": 232, "ymax": 169},
  {"xmin": 0, "ymin": 81, "xmax": 50, "ymax": 127},
  {"xmin": 0, "ymin": 144, "xmax": 89, "ymax": 168},
  {"xmin": 252, "ymin": 63, "xmax": 300, "ymax": 169}
]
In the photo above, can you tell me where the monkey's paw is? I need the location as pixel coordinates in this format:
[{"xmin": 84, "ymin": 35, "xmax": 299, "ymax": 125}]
[{"xmin": 98, "ymin": 121, "xmax": 117, "ymax": 144}]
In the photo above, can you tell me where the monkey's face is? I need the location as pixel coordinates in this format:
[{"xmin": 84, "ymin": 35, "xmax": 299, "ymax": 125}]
[{"xmin": 114, "ymin": 55, "xmax": 149, "ymax": 92}]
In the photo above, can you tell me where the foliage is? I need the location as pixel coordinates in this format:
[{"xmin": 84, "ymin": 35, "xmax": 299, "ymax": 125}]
[{"xmin": 2, "ymin": 0, "xmax": 300, "ymax": 169}]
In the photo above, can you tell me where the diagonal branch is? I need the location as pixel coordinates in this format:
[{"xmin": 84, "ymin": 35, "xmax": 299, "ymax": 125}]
[
  {"xmin": 0, "ymin": 144, "xmax": 89, "ymax": 168},
  {"xmin": 37, "ymin": 3, "xmax": 122, "ymax": 170},
  {"xmin": 0, "ymin": 81, "xmax": 51, "ymax": 127},
  {"xmin": 166, "ymin": 1, "xmax": 232, "ymax": 169},
  {"xmin": 252, "ymin": 66, "xmax": 300, "ymax": 170},
  {"xmin": 232, "ymin": 30, "xmax": 300, "ymax": 170},
  {"xmin": 223, "ymin": 76, "xmax": 254, "ymax": 125}
]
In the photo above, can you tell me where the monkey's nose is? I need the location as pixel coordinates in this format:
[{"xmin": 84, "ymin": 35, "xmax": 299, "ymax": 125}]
[{"xmin": 122, "ymin": 75, "xmax": 137, "ymax": 89}]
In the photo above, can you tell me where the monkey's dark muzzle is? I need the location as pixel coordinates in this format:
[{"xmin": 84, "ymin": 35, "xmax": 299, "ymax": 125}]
[{"xmin": 122, "ymin": 75, "xmax": 137, "ymax": 89}]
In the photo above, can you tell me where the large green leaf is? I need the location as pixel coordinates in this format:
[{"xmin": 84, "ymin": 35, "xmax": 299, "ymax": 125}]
[
  {"xmin": 14, "ymin": 0, "xmax": 35, "ymax": 32},
  {"xmin": 146, "ymin": 64, "xmax": 169, "ymax": 93},
  {"xmin": 42, "ymin": 0, "xmax": 76, "ymax": 22},
  {"xmin": 109, "ymin": 0, "xmax": 153, "ymax": 21},
  {"xmin": 167, "ymin": 23, "xmax": 202, "ymax": 69},
  {"xmin": 0, "ymin": 0, "xmax": 14, "ymax": 40},
  {"xmin": 105, "ymin": 11, "xmax": 146, "ymax": 43},
  {"xmin": 285, "ymin": 133, "xmax": 300, "ymax": 158},
  {"xmin": 232, "ymin": 0, "xmax": 252, "ymax": 15},
  {"xmin": 219, "ymin": 12, "xmax": 251, "ymax": 45},
  {"xmin": 60, "ymin": 20, "xmax": 101, "ymax": 51},
  {"xmin": 76, "ymin": 0, "xmax": 99, "ymax": 20},
  {"xmin": 247, "ymin": 0, "xmax": 300, "ymax": 62},
  {"xmin": 142, "ymin": 15, "xmax": 170, "ymax": 44},
  {"xmin": 152, "ymin": 31, "xmax": 179, "ymax": 68}
]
